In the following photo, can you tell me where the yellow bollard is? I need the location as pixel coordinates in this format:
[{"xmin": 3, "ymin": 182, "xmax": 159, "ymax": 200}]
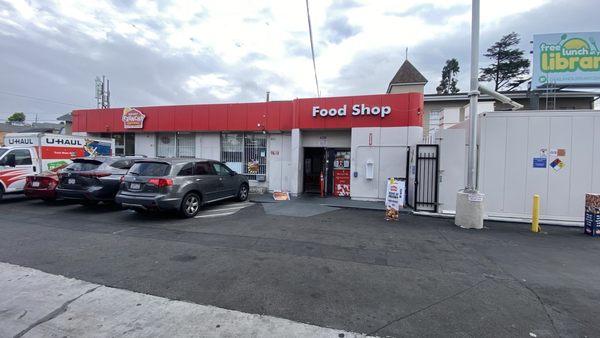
[{"xmin": 531, "ymin": 194, "xmax": 540, "ymax": 233}]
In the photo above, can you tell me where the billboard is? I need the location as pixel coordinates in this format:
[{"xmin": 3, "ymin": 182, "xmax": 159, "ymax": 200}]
[{"xmin": 532, "ymin": 32, "xmax": 600, "ymax": 89}]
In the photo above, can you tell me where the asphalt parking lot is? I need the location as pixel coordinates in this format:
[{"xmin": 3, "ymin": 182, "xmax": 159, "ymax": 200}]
[{"xmin": 0, "ymin": 195, "xmax": 599, "ymax": 337}]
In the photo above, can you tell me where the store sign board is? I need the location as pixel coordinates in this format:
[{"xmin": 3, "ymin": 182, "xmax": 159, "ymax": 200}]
[
  {"xmin": 385, "ymin": 178, "xmax": 405, "ymax": 220},
  {"xmin": 312, "ymin": 104, "xmax": 391, "ymax": 118},
  {"xmin": 532, "ymin": 32, "xmax": 600, "ymax": 88},
  {"xmin": 122, "ymin": 107, "xmax": 146, "ymax": 129}
]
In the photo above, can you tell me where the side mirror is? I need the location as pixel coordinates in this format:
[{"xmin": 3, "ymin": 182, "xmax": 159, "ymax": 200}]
[
  {"xmin": 5, "ymin": 154, "xmax": 16, "ymax": 167},
  {"xmin": 230, "ymin": 171, "xmax": 237, "ymax": 176}
]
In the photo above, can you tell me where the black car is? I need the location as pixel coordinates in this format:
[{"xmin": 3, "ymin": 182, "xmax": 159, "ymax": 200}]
[
  {"xmin": 56, "ymin": 156, "xmax": 144, "ymax": 205},
  {"xmin": 115, "ymin": 159, "xmax": 249, "ymax": 218}
]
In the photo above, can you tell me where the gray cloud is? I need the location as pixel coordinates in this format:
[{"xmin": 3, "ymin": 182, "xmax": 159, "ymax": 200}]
[
  {"xmin": 0, "ymin": 5, "xmax": 288, "ymax": 122},
  {"xmin": 321, "ymin": 0, "xmax": 361, "ymax": 44},
  {"xmin": 386, "ymin": 4, "xmax": 469, "ymax": 25},
  {"xmin": 329, "ymin": 0, "xmax": 600, "ymax": 95}
]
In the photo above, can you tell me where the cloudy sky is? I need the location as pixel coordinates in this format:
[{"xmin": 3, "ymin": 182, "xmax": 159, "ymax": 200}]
[{"xmin": 1, "ymin": 0, "xmax": 599, "ymax": 122}]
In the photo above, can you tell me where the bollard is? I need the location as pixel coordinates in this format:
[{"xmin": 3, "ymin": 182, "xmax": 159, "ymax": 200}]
[
  {"xmin": 320, "ymin": 171, "xmax": 324, "ymax": 198},
  {"xmin": 531, "ymin": 194, "xmax": 541, "ymax": 233}
]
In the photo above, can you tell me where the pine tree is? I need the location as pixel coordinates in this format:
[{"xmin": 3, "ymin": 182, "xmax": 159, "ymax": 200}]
[
  {"xmin": 479, "ymin": 32, "xmax": 530, "ymax": 91},
  {"xmin": 436, "ymin": 58, "xmax": 460, "ymax": 94}
]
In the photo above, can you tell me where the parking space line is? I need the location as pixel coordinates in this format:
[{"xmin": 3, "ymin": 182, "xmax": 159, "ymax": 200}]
[
  {"xmin": 194, "ymin": 212, "xmax": 236, "ymax": 218},
  {"xmin": 194, "ymin": 202, "xmax": 253, "ymax": 218}
]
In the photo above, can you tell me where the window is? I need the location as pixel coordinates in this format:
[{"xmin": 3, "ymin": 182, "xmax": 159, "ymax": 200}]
[
  {"xmin": 212, "ymin": 162, "xmax": 232, "ymax": 176},
  {"xmin": 110, "ymin": 160, "xmax": 135, "ymax": 170},
  {"xmin": 156, "ymin": 133, "xmax": 195, "ymax": 158},
  {"xmin": 101, "ymin": 133, "xmax": 135, "ymax": 156},
  {"xmin": 178, "ymin": 163, "xmax": 194, "ymax": 176},
  {"xmin": 221, "ymin": 133, "xmax": 267, "ymax": 180},
  {"xmin": 194, "ymin": 162, "xmax": 213, "ymax": 175},
  {"xmin": 129, "ymin": 162, "xmax": 171, "ymax": 176},
  {"xmin": 65, "ymin": 159, "xmax": 102, "ymax": 172},
  {"xmin": 12, "ymin": 149, "xmax": 32, "ymax": 165}
]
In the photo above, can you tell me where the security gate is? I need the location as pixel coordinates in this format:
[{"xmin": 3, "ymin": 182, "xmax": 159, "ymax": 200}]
[{"xmin": 412, "ymin": 144, "xmax": 439, "ymax": 212}]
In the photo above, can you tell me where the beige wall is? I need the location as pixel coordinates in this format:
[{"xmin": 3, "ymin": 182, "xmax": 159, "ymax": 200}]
[{"xmin": 388, "ymin": 84, "xmax": 424, "ymax": 94}]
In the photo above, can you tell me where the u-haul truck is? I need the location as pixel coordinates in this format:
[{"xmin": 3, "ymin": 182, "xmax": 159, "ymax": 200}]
[{"xmin": 0, "ymin": 133, "xmax": 114, "ymax": 199}]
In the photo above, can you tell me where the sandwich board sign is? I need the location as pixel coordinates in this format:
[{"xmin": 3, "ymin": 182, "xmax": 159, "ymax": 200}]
[{"xmin": 385, "ymin": 178, "xmax": 405, "ymax": 221}]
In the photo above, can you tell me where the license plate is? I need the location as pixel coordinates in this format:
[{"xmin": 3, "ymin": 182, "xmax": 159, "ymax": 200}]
[
  {"xmin": 32, "ymin": 181, "xmax": 40, "ymax": 187},
  {"xmin": 130, "ymin": 183, "xmax": 141, "ymax": 190},
  {"xmin": 68, "ymin": 178, "xmax": 76, "ymax": 185}
]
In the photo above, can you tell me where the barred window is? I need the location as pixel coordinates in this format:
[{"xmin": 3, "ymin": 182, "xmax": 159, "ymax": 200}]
[
  {"xmin": 221, "ymin": 133, "xmax": 267, "ymax": 181},
  {"xmin": 156, "ymin": 132, "xmax": 195, "ymax": 158}
]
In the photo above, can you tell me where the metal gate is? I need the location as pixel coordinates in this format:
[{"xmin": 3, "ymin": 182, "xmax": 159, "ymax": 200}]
[{"xmin": 413, "ymin": 144, "xmax": 439, "ymax": 212}]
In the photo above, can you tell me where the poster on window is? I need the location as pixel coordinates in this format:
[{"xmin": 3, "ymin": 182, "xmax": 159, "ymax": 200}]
[
  {"xmin": 385, "ymin": 178, "xmax": 405, "ymax": 221},
  {"xmin": 333, "ymin": 169, "xmax": 350, "ymax": 197}
]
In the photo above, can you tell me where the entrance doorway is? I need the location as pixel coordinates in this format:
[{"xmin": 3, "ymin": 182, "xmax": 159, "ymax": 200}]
[
  {"xmin": 303, "ymin": 147, "xmax": 326, "ymax": 194},
  {"xmin": 303, "ymin": 147, "xmax": 351, "ymax": 196}
]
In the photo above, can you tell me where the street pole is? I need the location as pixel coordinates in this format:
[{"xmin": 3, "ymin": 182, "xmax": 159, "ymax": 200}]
[{"xmin": 455, "ymin": 0, "xmax": 484, "ymax": 229}]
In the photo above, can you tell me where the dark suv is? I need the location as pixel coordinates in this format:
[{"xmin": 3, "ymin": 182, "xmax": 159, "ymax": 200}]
[
  {"xmin": 56, "ymin": 156, "xmax": 143, "ymax": 205},
  {"xmin": 115, "ymin": 159, "xmax": 249, "ymax": 218}
]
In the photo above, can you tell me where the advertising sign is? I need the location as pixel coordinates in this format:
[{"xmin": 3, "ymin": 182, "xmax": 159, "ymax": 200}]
[
  {"xmin": 532, "ymin": 32, "xmax": 600, "ymax": 89},
  {"xmin": 584, "ymin": 193, "xmax": 600, "ymax": 237},
  {"xmin": 122, "ymin": 107, "xmax": 146, "ymax": 129},
  {"xmin": 385, "ymin": 178, "xmax": 405, "ymax": 220}
]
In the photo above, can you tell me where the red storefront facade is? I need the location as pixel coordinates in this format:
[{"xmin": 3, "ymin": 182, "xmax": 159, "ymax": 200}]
[{"xmin": 72, "ymin": 92, "xmax": 424, "ymax": 200}]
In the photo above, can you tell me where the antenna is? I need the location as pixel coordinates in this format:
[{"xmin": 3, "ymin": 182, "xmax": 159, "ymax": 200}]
[
  {"xmin": 405, "ymin": 47, "xmax": 408, "ymax": 60},
  {"xmin": 95, "ymin": 75, "xmax": 111, "ymax": 108}
]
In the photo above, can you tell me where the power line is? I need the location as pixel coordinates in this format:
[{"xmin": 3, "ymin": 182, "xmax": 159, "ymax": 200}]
[
  {"xmin": 0, "ymin": 90, "xmax": 90, "ymax": 108},
  {"xmin": 305, "ymin": 0, "xmax": 320, "ymax": 97}
]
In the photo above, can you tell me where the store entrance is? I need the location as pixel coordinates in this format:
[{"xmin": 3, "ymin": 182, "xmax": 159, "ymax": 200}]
[
  {"xmin": 303, "ymin": 147, "xmax": 326, "ymax": 194},
  {"xmin": 303, "ymin": 147, "xmax": 351, "ymax": 196}
]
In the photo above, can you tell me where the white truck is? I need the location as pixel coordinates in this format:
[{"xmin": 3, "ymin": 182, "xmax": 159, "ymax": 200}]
[{"xmin": 0, "ymin": 133, "xmax": 114, "ymax": 200}]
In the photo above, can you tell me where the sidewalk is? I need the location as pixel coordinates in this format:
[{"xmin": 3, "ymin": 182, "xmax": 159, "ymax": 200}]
[
  {"xmin": 0, "ymin": 262, "xmax": 370, "ymax": 338},
  {"xmin": 250, "ymin": 193, "xmax": 410, "ymax": 213}
]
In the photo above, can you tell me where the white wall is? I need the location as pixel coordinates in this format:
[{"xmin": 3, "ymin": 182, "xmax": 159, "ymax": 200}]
[
  {"xmin": 290, "ymin": 129, "xmax": 302, "ymax": 195},
  {"xmin": 479, "ymin": 110, "xmax": 600, "ymax": 223},
  {"xmin": 196, "ymin": 133, "xmax": 220, "ymax": 160},
  {"xmin": 301, "ymin": 130, "xmax": 351, "ymax": 148},
  {"xmin": 350, "ymin": 126, "xmax": 422, "ymax": 201},
  {"xmin": 266, "ymin": 133, "xmax": 292, "ymax": 192},
  {"xmin": 134, "ymin": 133, "xmax": 155, "ymax": 156},
  {"xmin": 437, "ymin": 128, "xmax": 467, "ymax": 213}
]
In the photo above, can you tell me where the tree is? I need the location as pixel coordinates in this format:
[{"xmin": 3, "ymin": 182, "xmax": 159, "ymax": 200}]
[
  {"xmin": 7, "ymin": 112, "xmax": 26, "ymax": 124},
  {"xmin": 436, "ymin": 58, "xmax": 460, "ymax": 94},
  {"xmin": 479, "ymin": 32, "xmax": 530, "ymax": 91}
]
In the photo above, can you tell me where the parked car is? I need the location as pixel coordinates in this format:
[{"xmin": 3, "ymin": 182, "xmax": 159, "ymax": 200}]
[
  {"xmin": 116, "ymin": 159, "xmax": 249, "ymax": 218},
  {"xmin": 56, "ymin": 156, "xmax": 143, "ymax": 205},
  {"xmin": 23, "ymin": 163, "xmax": 69, "ymax": 201}
]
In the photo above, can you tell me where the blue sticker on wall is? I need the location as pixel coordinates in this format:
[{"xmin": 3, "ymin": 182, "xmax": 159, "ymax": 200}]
[{"xmin": 533, "ymin": 157, "xmax": 547, "ymax": 168}]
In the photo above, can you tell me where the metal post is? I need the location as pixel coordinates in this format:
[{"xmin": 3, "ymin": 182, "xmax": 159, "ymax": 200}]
[
  {"xmin": 466, "ymin": 0, "xmax": 480, "ymax": 192},
  {"xmin": 454, "ymin": 0, "xmax": 484, "ymax": 229}
]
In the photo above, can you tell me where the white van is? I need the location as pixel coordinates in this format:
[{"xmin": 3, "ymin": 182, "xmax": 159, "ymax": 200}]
[{"xmin": 0, "ymin": 133, "xmax": 114, "ymax": 200}]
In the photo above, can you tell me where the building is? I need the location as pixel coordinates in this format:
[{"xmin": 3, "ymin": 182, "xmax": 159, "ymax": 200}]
[
  {"xmin": 0, "ymin": 122, "xmax": 65, "ymax": 146},
  {"xmin": 72, "ymin": 91, "xmax": 424, "ymax": 201},
  {"xmin": 421, "ymin": 90, "xmax": 599, "ymax": 140}
]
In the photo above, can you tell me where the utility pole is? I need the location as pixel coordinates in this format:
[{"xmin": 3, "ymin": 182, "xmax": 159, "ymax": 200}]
[
  {"xmin": 95, "ymin": 75, "xmax": 111, "ymax": 108},
  {"xmin": 455, "ymin": 0, "xmax": 484, "ymax": 229}
]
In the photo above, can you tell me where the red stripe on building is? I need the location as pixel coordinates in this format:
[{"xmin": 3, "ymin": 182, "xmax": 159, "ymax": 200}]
[{"xmin": 72, "ymin": 93, "xmax": 423, "ymax": 133}]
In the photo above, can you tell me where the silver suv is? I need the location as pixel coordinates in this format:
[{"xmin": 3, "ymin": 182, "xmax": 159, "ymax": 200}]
[{"xmin": 115, "ymin": 159, "xmax": 249, "ymax": 218}]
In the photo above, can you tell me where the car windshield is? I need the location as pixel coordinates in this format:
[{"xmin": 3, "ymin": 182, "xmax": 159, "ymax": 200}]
[
  {"xmin": 129, "ymin": 162, "xmax": 171, "ymax": 176},
  {"xmin": 64, "ymin": 159, "xmax": 103, "ymax": 172},
  {"xmin": 0, "ymin": 148, "xmax": 7, "ymax": 158}
]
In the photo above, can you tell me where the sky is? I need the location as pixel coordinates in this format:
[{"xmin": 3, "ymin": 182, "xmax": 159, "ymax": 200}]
[{"xmin": 1, "ymin": 0, "xmax": 599, "ymax": 123}]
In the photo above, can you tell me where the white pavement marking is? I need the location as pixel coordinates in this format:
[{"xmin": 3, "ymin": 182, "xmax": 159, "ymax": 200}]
[
  {"xmin": 195, "ymin": 202, "xmax": 253, "ymax": 219},
  {"xmin": 0, "ymin": 262, "xmax": 372, "ymax": 337}
]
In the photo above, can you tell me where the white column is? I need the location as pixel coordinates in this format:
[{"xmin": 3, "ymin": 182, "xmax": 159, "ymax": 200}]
[{"xmin": 290, "ymin": 129, "xmax": 302, "ymax": 195}]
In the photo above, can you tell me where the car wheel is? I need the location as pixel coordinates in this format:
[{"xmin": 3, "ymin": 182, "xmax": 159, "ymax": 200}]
[
  {"xmin": 236, "ymin": 184, "xmax": 249, "ymax": 202},
  {"xmin": 179, "ymin": 192, "xmax": 201, "ymax": 218},
  {"xmin": 0, "ymin": 188, "xmax": 3, "ymax": 201}
]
